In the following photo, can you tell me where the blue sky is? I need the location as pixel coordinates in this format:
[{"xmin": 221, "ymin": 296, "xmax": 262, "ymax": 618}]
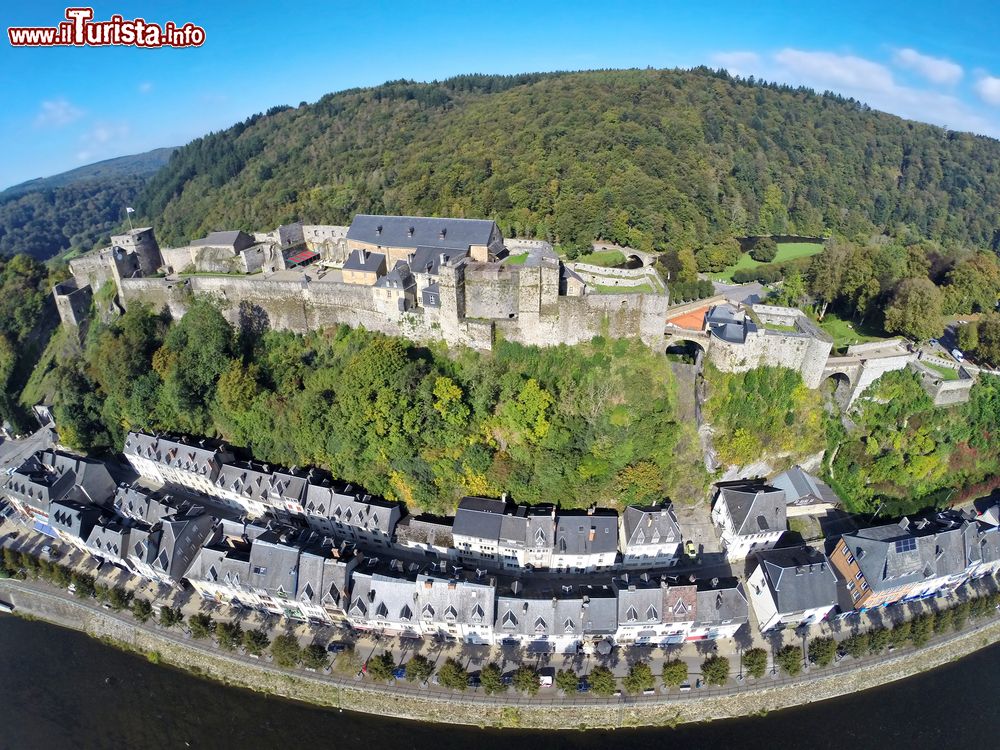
[{"xmin": 3, "ymin": 0, "xmax": 1000, "ymax": 189}]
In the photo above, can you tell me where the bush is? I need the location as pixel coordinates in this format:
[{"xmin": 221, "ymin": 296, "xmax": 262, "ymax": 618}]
[
  {"xmin": 661, "ymin": 658, "xmax": 689, "ymax": 686},
  {"xmin": 130, "ymin": 598, "xmax": 153, "ymax": 623},
  {"xmin": 301, "ymin": 643, "xmax": 329, "ymax": 670},
  {"xmin": 513, "ymin": 665, "xmax": 539, "ymax": 695},
  {"xmin": 588, "ymin": 665, "xmax": 617, "ymax": 697},
  {"xmin": 188, "ymin": 613, "xmax": 214, "ymax": 639},
  {"xmin": 271, "ymin": 634, "xmax": 302, "ymax": 667},
  {"xmin": 623, "ymin": 662, "xmax": 655, "ymax": 693},
  {"xmin": 366, "ymin": 651, "xmax": 396, "ymax": 681},
  {"xmin": 215, "ymin": 621, "xmax": 243, "ymax": 651},
  {"xmin": 555, "ymin": 668, "xmax": 579, "ymax": 693},
  {"xmin": 886, "ymin": 622, "xmax": 909, "ymax": 648},
  {"xmin": 808, "ymin": 636, "xmax": 837, "ymax": 667},
  {"xmin": 742, "ymin": 647, "xmax": 768, "ymax": 678},
  {"xmin": 437, "ymin": 658, "xmax": 468, "ymax": 691},
  {"xmin": 933, "ymin": 608, "xmax": 954, "ymax": 634},
  {"xmin": 700, "ymin": 655, "xmax": 730, "ymax": 685},
  {"xmin": 242, "ymin": 628, "xmax": 270, "ymax": 656},
  {"xmin": 405, "ymin": 654, "xmax": 434, "ymax": 683},
  {"xmin": 776, "ymin": 645, "xmax": 803, "ymax": 676},
  {"xmin": 750, "ymin": 237, "xmax": 778, "ymax": 262},
  {"xmin": 841, "ymin": 632, "xmax": 869, "ymax": 659}
]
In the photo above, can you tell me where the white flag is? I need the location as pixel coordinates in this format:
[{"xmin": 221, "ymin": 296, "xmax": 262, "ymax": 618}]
[{"xmin": 126, "ymin": 207, "xmax": 135, "ymax": 213}]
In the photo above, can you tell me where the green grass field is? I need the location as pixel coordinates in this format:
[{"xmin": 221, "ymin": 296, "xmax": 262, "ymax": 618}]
[
  {"xmin": 591, "ymin": 282, "xmax": 655, "ymax": 294},
  {"xmin": 815, "ymin": 312, "xmax": 888, "ymax": 351},
  {"xmin": 710, "ymin": 241, "xmax": 824, "ymax": 282},
  {"xmin": 504, "ymin": 252, "xmax": 529, "ymax": 265},
  {"xmin": 575, "ymin": 249, "xmax": 626, "ymax": 267},
  {"xmin": 923, "ymin": 361, "xmax": 961, "ymax": 381}
]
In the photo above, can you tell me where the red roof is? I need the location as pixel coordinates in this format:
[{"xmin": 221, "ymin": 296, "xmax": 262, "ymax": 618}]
[{"xmin": 287, "ymin": 249, "xmax": 319, "ymax": 265}]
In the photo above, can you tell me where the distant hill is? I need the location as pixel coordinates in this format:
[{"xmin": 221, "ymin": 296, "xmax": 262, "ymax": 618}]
[
  {"xmin": 0, "ymin": 147, "xmax": 175, "ymax": 261},
  {"xmin": 1, "ymin": 147, "xmax": 175, "ymax": 200},
  {"xmin": 136, "ymin": 69, "xmax": 1000, "ymax": 254}
]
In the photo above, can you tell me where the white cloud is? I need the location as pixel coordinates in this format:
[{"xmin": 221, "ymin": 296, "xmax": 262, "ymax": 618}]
[
  {"xmin": 710, "ymin": 47, "xmax": 999, "ymax": 139},
  {"xmin": 892, "ymin": 48, "xmax": 963, "ymax": 85},
  {"xmin": 773, "ymin": 49, "xmax": 895, "ymax": 92},
  {"xmin": 974, "ymin": 74, "xmax": 1000, "ymax": 106},
  {"xmin": 138, "ymin": 81, "xmax": 153, "ymax": 94},
  {"xmin": 34, "ymin": 98, "xmax": 83, "ymax": 128},
  {"xmin": 76, "ymin": 122, "xmax": 131, "ymax": 163},
  {"xmin": 710, "ymin": 51, "xmax": 761, "ymax": 75}
]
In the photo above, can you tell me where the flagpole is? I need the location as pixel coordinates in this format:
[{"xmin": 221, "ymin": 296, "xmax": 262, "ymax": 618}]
[{"xmin": 125, "ymin": 206, "xmax": 134, "ymax": 232}]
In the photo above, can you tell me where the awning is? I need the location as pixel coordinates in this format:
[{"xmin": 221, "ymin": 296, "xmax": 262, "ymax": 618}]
[
  {"xmin": 33, "ymin": 521, "xmax": 56, "ymax": 538},
  {"xmin": 287, "ymin": 249, "xmax": 319, "ymax": 266}
]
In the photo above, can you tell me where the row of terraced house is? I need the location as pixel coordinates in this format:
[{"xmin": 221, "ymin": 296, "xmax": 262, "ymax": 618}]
[{"xmin": 4, "ymin": 435, "xmax": 1000, "ymax": 650}]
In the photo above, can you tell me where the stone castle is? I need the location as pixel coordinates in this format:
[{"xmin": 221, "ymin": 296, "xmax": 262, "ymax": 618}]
[{"xmin": 61, "ymin": 214, "xmax": 670, "ymax": 351}]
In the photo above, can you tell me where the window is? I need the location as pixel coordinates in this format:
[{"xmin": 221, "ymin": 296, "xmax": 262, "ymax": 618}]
[
  {"xmin": 861, "ymin": 581, "xmax": 869, "ymax": 591},
  {"xmin": 846, "ymin": 581, "xmax": 854, "ymax": 591},
  {"xmin": 845, "ymin": 553, "xmax": 855, "ymax": 565},
  {"xmin": 855, "ymin": 571, "xmax": 863, "ymax": 580}
]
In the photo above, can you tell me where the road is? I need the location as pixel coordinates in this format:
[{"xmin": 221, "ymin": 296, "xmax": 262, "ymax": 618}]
[{"xmin": 0, "ymin": 427, "xmax": 56, "ymax": 489}]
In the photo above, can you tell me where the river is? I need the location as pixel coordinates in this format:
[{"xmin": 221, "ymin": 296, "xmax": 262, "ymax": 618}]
[{"xmin": 0, "ymin": 615, "xmax": 993, "ymax": 749}]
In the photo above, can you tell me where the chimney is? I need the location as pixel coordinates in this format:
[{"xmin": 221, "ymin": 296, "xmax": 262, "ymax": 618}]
[
  {"xmin": 407, "ymin": 226, "xmax": 414, "ymax": 237},
  {"xmin": 589, "ymin": 527, "xmax": 596, "ymax": 542},
  {"xmin": 439, "ymin": 227, "xmax": 447, "ymax": 240}
]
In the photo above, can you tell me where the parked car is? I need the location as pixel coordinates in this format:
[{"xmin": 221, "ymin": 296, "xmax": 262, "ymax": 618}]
[
  {"xmin": 327, "ymin": 641, "xmax": 348, "ymax": 653},
  {"xmin": 952, "ymin": 348, "xmax": 965, "ymax": 362},
  {"xmin": 685, "ymin": 540, "xmax": 697, "ymax": 558},
  {"xmin": 467, "ymin": 673, "xmax": 481, "ymax": 688},
  {"xmin": 393, "ymin": 667, "xmax": 407, "ymax": 680},
  {"xmin": 576, "ymin": 679, "xmax": 590, "ymax": 693}
]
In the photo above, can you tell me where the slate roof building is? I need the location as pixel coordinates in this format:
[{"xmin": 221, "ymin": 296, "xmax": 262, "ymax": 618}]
[
  {"xmin": 712, "ymin": 481, "xmax": 787, "ymax": 561},
  {"xmin": 4, "ymin": 450, "xmax": 115, "ymax": 529},
  {"xmin": 614, "ymin": 576, "xmax": 668, "ymax": 644},
  {"xmin": 495, "ymin": 580, "xmax": 617, "ymax": 652},
  {"xmin": 123, "ymin": 432, "xmax": 235, "ymax": 497},
  {"xmin": 342, "ymin": 248, "xmax": 387, "ymax": 285},
  {"xmin": 619, "ymin": 502, "xmax": 683, "ymax": 568},
  {"xmin": 747, "ymin": 545, "xmax": 838, "ymax": 632},
  {"xmin": 689, "ymin": 577, "xmax": 749, "ymax": 640},
  {"xmin": 830, "ymin": 513, "xmax": 983, "ymax": 610},
  {"xmin": 187, "ymin": 522, "xmax": 359, "ymax": 623},
  {"xmin": 552, "ymin": 510, "xmax": 619, "ymax": 572},
  {"xmin": 452, "ymin": 497, "xmax": 507, "ymax": 563},
  {"xmin": 190, "ymin": 230, "xmax": 254, "ymax": 254},
  {"xmin": 346, "ymin": 214, "xmax": 504, "ymax": 266},
  {"xmin": 771, "ymin": 466, "xmax": 840, "ymax": 516}
]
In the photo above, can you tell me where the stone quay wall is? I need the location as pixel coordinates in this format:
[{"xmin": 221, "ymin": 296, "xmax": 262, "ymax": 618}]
[{"xmin": 5, "ymin": 578, "xmax": 1000, "ymax": 730}]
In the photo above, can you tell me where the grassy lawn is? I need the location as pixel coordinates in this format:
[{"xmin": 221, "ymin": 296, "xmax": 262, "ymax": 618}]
[
  {"xmin": 765, "ymin": 323, "xmax": 799, "ymax": 333},
  {"xmin": 923, "ymin": 361, "xmax": 961, "ymax": 380},
  {"xmin": 710, "ymin": 241, "xmax": 824, "ymax": 282},
  {"xmin": 575, "ymin": 249, "xmax": 626, "ymax": 267},
  {"xmin": 591, "ymin": 282, "xmax": 655, "ymax": 294},
  {"xmin": 815, "ymin": 312, "xmax": 888, "ymax": 352},
  {"xmin": 504, "ymin": 252, "xmax": 529, "ymax": 265}
]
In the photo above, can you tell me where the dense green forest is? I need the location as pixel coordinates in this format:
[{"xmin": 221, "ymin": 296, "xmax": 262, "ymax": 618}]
[
  {"xmin": 0, "ymin": 254, "xmax": 60, "ymax": 431},
  {"xmin": 827, "ymin": 370, "xmax": 1000, "ymax": 516},
  {"xmin": 0, "ymin": 147, "xmax": 173, "ymax": 261},
  {"xmin": 139, "ymin": 68, "xmax": 1000, "ymax": 254},
  {"xmin": 41, "ymin": 299, "xmax": 707, "ymax": 513}
]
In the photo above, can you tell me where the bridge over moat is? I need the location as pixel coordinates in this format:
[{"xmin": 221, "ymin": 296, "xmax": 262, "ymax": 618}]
[{"xmin": 821, "ymin": 339, "xmax": 914, "ymax": 408}]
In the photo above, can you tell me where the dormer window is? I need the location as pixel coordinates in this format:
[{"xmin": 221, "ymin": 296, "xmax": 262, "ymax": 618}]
[
  {"xmin": 439, "ymin": 228, "xmax": 447, "ymax": 239},
  {"xmin": 375, "ymin": 225, "xmax": 382, "ymax": 236}
]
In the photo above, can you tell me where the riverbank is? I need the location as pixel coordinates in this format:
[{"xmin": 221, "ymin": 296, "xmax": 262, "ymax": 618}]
[{"xmin": 3, "ymin": 578, "xmax": 999, "ymax": 730}]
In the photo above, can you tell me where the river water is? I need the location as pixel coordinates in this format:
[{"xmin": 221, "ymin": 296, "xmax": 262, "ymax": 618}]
[{"xmin": 0, "ymin": 615, "xmax": 993, "ymax": 750}]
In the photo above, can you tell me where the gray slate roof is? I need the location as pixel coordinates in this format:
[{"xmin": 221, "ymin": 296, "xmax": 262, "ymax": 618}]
[
  {"xmin": 373, "ymin": 260, "xmax": 415, "ymax": 290},
  {"xmin": 453, "ymin": 497, "xmax": 507, "ymax": 542},
  {"xmin": 754, "ymin": 546, "xmax": 838, "ymax": 614},
  {"xmin": 621, "ymin": 503, "xmax": 681, "ymax": 549},
  {"xmin": 695, "ymin": 578, "xmax": 748, "ymax": 626},
  {"xmin": 717, "ymin": 482, "xmax": 787, "ymax": 536},
  {"xmin": 124, "ymin": 432, "xmax": 229, "ymax": 479},
  {"xmin": 343, "ymin": 249, "xmax": 385, "ymax": 273},
  {"xmin": 48, "ymin": 499, "xmax": 101, "ymax": 541},
  {"xmin": 347, "ymin": 214, "xmax": 497, "ymax": 252},
  {"xmin": 410, "ymin": 246, "xmax": 467, "ymax": 276},
  {"xmin": 190, "ymin": 230, "xmax": 252, "ymax": 248},
  {"xmin": 771, "ymin": 466, "xmax": 840, "ymax": 507},
  {"xmin": 554, "ymin": 512, "xmax": 618, "ymax": 556}
]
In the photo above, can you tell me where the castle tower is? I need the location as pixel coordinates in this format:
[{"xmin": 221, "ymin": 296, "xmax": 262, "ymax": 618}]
[{"xmin": 110, "ymin": 227, "xmax": 163, "ymax": 276}]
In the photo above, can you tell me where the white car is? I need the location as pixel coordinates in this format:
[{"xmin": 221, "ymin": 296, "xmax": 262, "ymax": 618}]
[{"xmin": 951, "ymin": 348, "xmax": 965, "ymax": 362}]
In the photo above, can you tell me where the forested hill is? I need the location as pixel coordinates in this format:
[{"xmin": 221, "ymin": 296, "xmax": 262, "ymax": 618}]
[
  {"xmin": 0, "ymin": 147, "xmax": 175, "ymax": 261},
  {"xmin": 138, "ymin": 68, "xmax": 1000, "ymax": 253}
]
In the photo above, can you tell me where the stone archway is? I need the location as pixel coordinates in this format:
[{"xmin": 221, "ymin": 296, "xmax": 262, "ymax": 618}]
[
  {"xmin": 665, "ymin": 338, "xmax": 707, "ymax": 364},
  {"xmin": 822, "ymin": 372, "xmax": 853, "ymax": 410}
]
